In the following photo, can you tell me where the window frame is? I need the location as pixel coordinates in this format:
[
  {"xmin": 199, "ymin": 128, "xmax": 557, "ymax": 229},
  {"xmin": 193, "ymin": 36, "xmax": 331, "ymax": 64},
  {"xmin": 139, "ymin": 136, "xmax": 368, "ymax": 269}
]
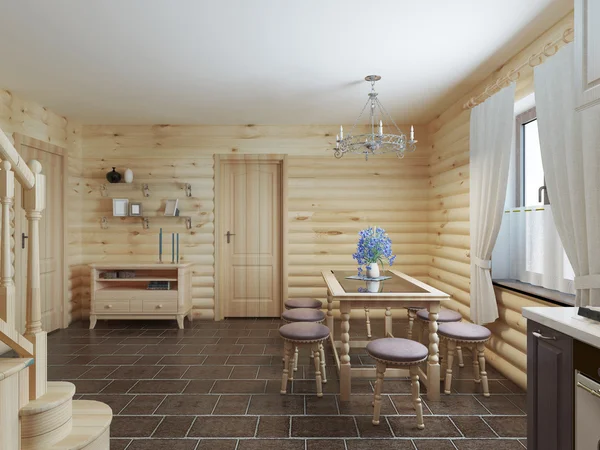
[{"xmin": 515, "ymin": 106, "xmax": 538, "ymax": 207}]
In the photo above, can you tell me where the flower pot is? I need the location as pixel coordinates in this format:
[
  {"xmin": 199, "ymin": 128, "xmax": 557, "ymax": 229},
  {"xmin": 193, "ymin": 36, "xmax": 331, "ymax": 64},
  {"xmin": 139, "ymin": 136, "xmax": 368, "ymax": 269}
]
[
  {"xmin": 106, "ymin": 167, "xmax": 122, "ymax": 183},
  {"xmin": 366, "ymin": 263, "xmax": 380, "ymax": 278}
]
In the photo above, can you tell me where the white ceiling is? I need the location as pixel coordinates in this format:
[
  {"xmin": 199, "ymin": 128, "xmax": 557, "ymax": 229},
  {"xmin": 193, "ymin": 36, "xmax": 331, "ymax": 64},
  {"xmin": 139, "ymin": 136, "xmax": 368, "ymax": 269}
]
[{"xmin": 0, "ymin": 0, "xmax": 572, "ymax": 125}]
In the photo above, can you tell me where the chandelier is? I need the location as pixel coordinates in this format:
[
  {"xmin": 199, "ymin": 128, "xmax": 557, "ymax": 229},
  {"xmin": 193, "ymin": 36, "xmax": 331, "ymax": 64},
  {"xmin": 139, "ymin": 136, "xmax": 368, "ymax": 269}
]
[{"xmin": 333, "ymin": 75, "xmax": 417, "ymax": 160}]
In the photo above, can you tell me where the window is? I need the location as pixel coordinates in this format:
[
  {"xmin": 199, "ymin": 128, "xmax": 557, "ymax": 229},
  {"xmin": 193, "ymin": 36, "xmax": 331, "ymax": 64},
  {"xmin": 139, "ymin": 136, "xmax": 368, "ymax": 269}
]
[{"xmin": 492, "ymin": 106, "xmax": 575, "ymax": 295}]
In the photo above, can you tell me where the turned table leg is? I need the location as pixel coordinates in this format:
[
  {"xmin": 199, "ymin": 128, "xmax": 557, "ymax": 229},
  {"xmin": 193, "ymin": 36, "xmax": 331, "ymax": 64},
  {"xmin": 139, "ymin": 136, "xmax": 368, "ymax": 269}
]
[
  {"xmin": 427, "ymin": 303, "xmax": 441, "ymax": 401},
  {"xmin": 407, "ymin": 309, "xmax": 416, "ymax": 340},
  {"xmin": 365, "ymin": 307, "xmax": 372, "ymax": 338},
  {"xmin": 339, "ymin": 304, "xmax": 352, "ymax": 401},
  {"xmin": 326, "ymin": 290, "xmax": 334, "ymax": 335}
]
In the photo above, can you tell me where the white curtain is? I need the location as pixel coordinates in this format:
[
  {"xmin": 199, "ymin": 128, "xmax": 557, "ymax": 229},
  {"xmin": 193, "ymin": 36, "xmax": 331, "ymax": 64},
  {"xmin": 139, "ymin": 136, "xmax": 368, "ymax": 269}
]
[
  {"xmin": 470, "ymin": 83, "xmax": 516, "ymax": 324},
  {"xmin": 534, "ymin": 44, "xmax": 600, "ymax": 306},
  {"xmin": 492, "ymin": 206, "xmax": 575, "ymax": 294}
]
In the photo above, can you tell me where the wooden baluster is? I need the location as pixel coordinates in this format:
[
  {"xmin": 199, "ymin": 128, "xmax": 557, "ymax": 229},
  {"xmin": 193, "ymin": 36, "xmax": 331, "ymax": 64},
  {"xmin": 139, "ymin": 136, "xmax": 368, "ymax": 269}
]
[
  {"xmin": 0, "ymin": 160, "xmax": 15, "ymax": 326},
  {"xmin": 22, "ymin": 160, "xmax": 46, "ymax": 400}
]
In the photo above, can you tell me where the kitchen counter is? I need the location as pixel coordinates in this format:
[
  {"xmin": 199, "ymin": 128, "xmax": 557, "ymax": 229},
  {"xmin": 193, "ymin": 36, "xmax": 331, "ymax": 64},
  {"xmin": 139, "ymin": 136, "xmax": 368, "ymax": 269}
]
[{"xmin": 523, "ymin": 306, "xmax": 600, "ymax": 350}]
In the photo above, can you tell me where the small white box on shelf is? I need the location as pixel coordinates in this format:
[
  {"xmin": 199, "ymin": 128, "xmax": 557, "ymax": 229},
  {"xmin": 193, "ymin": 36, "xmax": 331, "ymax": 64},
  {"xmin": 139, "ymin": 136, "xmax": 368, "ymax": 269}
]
[
  {"xmin": 113, "ymin": 198, "xmax": 129, "ymax": 216},
  {"xmin": 164, "ymin": 199, "xmax": 178, "ymax": 216}
]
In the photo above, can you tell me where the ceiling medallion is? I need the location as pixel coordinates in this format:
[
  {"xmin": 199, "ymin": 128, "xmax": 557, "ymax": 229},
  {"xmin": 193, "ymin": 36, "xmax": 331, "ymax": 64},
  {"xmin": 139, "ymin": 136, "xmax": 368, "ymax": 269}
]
[{"xmin": 334, "ymin": 75, "xmax": 417, "ymax": 160}]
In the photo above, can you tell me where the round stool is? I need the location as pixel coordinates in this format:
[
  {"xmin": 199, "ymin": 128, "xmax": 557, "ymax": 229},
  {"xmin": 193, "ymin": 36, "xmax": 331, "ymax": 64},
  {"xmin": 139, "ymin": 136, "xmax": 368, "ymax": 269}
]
[
  {"xmin": 438, "ymin": 322, "xmax": 492, "ymax": 397},
  {"xmin": 280, "ymin": 322, "xmax": 330, "ymax": 397},
  {"xmin": 366, "ymin": 338, "xmax": 427, "ymax": 429},
  {"xmin": 416, "ymin": 308, "xmax": 465, "ymax": 368},
  {"xmin": 405, "ymin": 306, "xmax": 427, "ymax": 340},
  {"xmin": 284, "ymin": 298, "xmax": 322, "ymax": 309},
  {"xmin": 281, "ymin": 308, "xmax": 328, "ymax": 382}
]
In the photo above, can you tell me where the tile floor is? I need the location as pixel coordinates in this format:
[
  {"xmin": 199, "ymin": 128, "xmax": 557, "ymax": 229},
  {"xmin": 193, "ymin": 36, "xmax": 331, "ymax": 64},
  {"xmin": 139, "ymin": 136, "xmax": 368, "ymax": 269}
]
[{"xmin": 40, "ymin": 317, "xmax": 526, "ymax": 449}]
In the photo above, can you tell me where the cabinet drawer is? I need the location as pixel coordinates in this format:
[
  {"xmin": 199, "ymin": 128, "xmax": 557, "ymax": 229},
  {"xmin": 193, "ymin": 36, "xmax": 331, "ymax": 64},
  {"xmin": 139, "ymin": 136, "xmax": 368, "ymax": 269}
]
[
  {"xmin": 94, "ymin": 301, "xmax": 130, "ymax": 313},
  {"xmin": 143, "ymin": 300, "xmax": 177, "ymax": 313}
]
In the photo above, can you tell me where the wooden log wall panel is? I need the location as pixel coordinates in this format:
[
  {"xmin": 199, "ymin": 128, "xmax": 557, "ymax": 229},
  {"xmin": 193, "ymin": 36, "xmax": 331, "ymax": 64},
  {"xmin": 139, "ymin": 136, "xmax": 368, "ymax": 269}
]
[
  {"xmin": 426, "ymin": 13, "xmax": 573, "ymax": 390},
  {"xmin": 0, "ymin": 91, "xmax": 82, "ymax": 356},
  {"xmin": 80, "ymin": 125, "xmax": 432, "ymax": 320}
]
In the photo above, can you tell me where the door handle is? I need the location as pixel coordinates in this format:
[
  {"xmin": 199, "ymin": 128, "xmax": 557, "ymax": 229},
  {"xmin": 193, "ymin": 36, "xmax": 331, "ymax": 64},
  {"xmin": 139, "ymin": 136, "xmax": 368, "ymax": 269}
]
[
  {"xmin": 532, "ymin": 330, "xmax": 556, "ymax": 340},
  {"xmin": 225, "ymin": 231, "xmax": 236, "ymax": 244},
  {"xmin": 21, "ymin": 233, "xmax": 28, "ymax": 249}
]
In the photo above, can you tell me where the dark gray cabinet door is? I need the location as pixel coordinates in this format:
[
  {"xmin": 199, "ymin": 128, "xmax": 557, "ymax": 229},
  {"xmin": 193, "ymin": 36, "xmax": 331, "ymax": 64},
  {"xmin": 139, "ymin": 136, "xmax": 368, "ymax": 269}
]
[{"xmin": 527, "ymin": 320, "xmax": 573, "ymax": 450}]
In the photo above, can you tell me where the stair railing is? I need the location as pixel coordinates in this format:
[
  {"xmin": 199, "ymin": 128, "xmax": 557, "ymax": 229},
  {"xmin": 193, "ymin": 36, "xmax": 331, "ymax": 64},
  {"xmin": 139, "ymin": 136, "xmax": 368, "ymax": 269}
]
[{"xmin": 0, "ymin": 128, "xmax": 46, "ymax": 400}]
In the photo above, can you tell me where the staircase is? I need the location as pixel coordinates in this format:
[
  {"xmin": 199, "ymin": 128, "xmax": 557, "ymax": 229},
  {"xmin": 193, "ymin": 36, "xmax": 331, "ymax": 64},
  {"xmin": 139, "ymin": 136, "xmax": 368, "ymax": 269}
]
[{"xmin": 0, "ymin": 130, "xmax": 112, "ymax": 449}]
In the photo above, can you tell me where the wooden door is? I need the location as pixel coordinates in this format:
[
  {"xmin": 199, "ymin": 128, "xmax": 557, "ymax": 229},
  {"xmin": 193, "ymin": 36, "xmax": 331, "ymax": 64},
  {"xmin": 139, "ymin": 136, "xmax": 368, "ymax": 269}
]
[
  {"xmin": 220, "ymin": 159, "xmax": 282, "ymax": 318},
  {"xmin": 14, "ymin": 136, "xmax": 65, "ymax": 333},
  {"xmin": 527, "ymin": 320, "xmax": 573, "ymax": 450}
]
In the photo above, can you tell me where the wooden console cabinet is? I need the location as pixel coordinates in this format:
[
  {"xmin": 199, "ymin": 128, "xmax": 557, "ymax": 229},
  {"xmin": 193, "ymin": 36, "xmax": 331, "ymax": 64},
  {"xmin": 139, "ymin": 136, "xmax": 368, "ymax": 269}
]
[{"xmin": 89, "ymin": 263, "xmax": 193, "ymax": 329}]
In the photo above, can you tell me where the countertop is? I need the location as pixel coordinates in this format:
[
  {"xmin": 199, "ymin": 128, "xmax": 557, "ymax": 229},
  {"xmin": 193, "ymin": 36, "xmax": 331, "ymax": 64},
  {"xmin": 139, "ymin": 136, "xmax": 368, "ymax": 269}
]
[{"xmin": 523, "ymin": 306, "xmax": 600, "ymax": 349}]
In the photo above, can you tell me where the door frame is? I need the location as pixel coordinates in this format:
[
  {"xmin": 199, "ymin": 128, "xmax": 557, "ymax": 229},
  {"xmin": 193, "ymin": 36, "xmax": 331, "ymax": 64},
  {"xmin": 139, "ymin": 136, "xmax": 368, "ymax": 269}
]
[
  {"xmin": 13, "ymin": 133, "xmax": 68, "ymax": 331},
  {"xmin": 214, "ymin": 154, "xmax": 288, "ymax": 321}
]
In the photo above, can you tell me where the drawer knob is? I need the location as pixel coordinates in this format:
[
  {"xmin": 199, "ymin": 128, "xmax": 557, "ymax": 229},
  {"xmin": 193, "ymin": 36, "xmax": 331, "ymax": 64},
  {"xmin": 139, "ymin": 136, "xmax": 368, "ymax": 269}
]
[
  {"xmin": 157, "ymin": 304, "xmax": 163, "ymax": 309},
  {"xmin": 105, "ymin": 304, "xmax": 112, "ymax": 309}
]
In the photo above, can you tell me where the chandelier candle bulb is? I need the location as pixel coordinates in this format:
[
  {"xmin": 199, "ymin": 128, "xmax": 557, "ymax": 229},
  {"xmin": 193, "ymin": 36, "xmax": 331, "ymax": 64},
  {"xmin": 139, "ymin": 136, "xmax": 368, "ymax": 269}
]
[
  {"xmin": 340, "ymin": 125, "xmax": 343, "ymax": 140},
  {"xmin": 379, "ymin": 120, "xmax": 383, "ymax": 135},
  {"xmin": 336, "ymin": 135, "xmax": 339, "ymax": 148},
  {"xmin": 411, "ymin": 125, "xmax": 414, "ymax": 141}
]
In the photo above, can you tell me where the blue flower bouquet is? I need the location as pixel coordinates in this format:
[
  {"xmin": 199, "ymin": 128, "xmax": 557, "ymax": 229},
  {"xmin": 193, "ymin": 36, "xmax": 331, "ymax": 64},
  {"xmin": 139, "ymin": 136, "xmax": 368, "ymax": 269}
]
[{"xmin": 352, "ymin": 226, "xmax": 396, "ymax": 278}]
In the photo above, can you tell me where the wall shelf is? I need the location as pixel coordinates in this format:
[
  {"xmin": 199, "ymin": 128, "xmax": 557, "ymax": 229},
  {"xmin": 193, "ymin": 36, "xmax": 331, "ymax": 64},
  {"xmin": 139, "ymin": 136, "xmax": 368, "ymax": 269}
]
[
  {"xmin": 101, "ymin": 215, "xmax": 192, "ymax": 230},
  {"xmin": 100, "ymin": 182, "xmax": 192, "ymax": 198}
]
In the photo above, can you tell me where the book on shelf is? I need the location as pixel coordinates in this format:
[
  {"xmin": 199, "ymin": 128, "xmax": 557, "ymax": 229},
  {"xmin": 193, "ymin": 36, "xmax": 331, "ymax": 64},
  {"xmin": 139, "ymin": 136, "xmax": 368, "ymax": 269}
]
[{"xmin": 147, "ymin": 281, "xmax": 171, "ymax": 290}]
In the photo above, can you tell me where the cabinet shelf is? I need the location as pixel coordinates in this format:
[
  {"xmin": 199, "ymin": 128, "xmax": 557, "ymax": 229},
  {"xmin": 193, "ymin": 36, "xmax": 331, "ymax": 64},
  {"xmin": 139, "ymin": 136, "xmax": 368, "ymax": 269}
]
[
  {"xmin": 101, "ymin": 215, "xmax": 192, "ymax": 230},
  {"xmin": 100, "ymin": 182, "xmax": 192, "ymax": 198},
  {"xmin": 96, "ymin": 277, "xmax": 178, "ymax": 282}
]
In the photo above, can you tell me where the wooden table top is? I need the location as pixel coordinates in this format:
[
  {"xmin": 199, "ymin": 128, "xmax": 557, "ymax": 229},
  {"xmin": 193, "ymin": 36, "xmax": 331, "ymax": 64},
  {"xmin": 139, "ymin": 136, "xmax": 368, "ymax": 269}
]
[{"xmin": 322, "ymin": 269, "xmax": 450, "ymax": 300}]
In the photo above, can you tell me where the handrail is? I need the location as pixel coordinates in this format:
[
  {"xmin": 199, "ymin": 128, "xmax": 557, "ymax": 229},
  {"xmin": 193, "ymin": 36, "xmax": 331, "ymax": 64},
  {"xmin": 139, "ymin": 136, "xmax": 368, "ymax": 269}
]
[
  {"xmin": 0, "ymin": 318, "xmax": 34, "ymax": 357},
  {"xmin": 0, "ymin": 129, "xmax": 35, "ymax": 189}
]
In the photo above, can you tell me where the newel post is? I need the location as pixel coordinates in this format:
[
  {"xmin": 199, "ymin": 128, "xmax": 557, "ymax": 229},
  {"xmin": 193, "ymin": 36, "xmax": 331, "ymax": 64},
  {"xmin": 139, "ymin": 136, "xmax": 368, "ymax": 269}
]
[
  {"xmin": 23, "ymin": 159, "xmax": 47, "ymax": 399},
  {"xmin": 0, "ymin": 160, "xmax": 15, "ymax": 326}
]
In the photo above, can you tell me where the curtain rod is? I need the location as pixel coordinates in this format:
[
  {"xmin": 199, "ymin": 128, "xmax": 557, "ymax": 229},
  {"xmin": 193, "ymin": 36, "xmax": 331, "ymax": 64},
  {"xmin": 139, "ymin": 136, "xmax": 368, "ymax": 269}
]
[{"xmin": 463, "ymin": 27, "xmax": 574, "ymax": 110}]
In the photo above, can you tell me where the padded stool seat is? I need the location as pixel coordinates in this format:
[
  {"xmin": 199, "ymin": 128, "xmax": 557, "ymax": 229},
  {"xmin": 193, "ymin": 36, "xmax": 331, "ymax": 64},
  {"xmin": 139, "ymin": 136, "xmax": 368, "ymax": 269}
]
[
  {"xmin": 405, "ymin": 305, "xmax": 427, "ymax": 311},
  {"xmin": 282, "ymin": 308, "xmax": 325, "ymax": 323},
  {"xmin": 438, "ymin": 322, "xmax": 492, "ymax": 397},
  {"xmin": 279, "ymin": 322, "xmax": 330, "ymax": 342},
  {"xmin": 438, "ymin": 322, "xmax": 491, "ymax": 341},
  {"xmin": 285, "ymin": 298, "xmax": 322, "ymax": 309},
  {"xmin": 365, "ymin": 337, "xmax": 426, "ymax": 429},
  {"xmin": 279, "ymin": 322, "xmax": 330, "ymax": 397},
  {"xmin": 366, "ymin": 338, "xmax": 428, "ymax": 364},
  {"xmin": 416, "ymin": 309, "xmax": 462, "ymax": 322}
]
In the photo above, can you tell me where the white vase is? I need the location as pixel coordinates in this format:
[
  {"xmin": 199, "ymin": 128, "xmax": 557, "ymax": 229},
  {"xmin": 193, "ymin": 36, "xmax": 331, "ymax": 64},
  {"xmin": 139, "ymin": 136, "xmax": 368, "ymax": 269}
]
[
  {"xmin": 124, "ymin": 168, "xmax": 134, "ymax": 184},
  {"xmin": 366, "ymin": 281, "xmax": 380, "ymax": 293},
  {"xmin": 366, "ymin": 263, "xmax": 380, "ymax": 278}
]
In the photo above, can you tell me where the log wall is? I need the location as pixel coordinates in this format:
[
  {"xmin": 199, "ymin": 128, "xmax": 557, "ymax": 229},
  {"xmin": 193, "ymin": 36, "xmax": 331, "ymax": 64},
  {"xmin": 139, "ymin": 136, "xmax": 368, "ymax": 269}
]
[
  {"xmin": 80, "ymin": 125, "xmax": 431, "ymax": 320},
  {"xmin": 426, "ymin": 12, "xmax": 574, "ymax": 390}
]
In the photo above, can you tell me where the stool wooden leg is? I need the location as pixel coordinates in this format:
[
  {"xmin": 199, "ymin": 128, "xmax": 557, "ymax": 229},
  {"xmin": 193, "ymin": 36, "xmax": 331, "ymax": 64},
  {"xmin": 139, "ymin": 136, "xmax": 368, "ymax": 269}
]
[
  {"xmin": 440, "ymin": 338, "xmax": 447, "ymax": 381},
  {"xmin": 407, "ymin": 309, "xmax": 415, "ymax": 340},
  {"xmin": 365, "ymin": 307, "xmax": 372, "ymax": 338},
  {"xmin": 477, "ymin": 342, "xmax": 490, "ymax": 397},
  {"xmin": 281, "ymin": 341, "xmax": 292, "ymax": 394},
  {"xmin": 312, "ymin": 343, "xmax": 323, "ymax": 398},
  {"xmin": 372, "ymin": 361, "xmax": 386, "ymax": 425},
  {"xmin": 319, "ymin": 342, "xmax": 327, "ymax": 384},
  {"xmin": 472, "ymin": 346, "xmax": 481, "ymax": 383},
  {"xmin": 410, "ymin": 365, "xmax": 425, "ymax": 430},
  {"xmin": 457, "ymin": 346, "xmax": 464, "ymax": 368},
  {"xmin": 444, "ymin": 340, "xmax": 456, "ymax": 395},
  {"xmin": 421, "ymin": 321, "xmax": 428, "ymax": 346},
  {"xmin": 288, "ymin": 344, "xmax": 295, "ymax": 381},
  {"xmin": 293, "ymin": 345, "xmax": 299, "ymax": 372},
  {"xmin": 384, "ymin": 307, "xmax": 392, "ymax": 337}
]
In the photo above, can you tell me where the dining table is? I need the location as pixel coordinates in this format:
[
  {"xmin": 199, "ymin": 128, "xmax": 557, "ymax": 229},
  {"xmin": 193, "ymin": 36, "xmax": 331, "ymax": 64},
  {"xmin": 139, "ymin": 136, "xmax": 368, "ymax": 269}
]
[{"xmin": 321, "ymin": 269, "xmax": 451, "ymax": 401}]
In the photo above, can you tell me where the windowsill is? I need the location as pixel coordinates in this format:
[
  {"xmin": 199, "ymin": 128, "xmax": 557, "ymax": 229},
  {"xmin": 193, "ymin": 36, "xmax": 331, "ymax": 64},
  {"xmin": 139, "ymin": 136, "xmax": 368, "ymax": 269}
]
[{"xmin": 492, "ymin": 279, "xmax": 576, "ymax": 307}]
